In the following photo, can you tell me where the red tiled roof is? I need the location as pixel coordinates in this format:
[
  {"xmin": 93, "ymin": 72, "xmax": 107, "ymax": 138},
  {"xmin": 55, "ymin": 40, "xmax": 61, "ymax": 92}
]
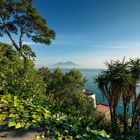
[{"xmin": 97, "ymin": 103, "xmax": 110, "ymax": 115}]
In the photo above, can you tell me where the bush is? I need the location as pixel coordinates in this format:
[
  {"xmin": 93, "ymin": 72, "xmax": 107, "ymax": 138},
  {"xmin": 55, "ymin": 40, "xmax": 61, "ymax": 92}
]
[{"xmin": 0, "ymin": 43, "xmax": 45, "ymax": 99}]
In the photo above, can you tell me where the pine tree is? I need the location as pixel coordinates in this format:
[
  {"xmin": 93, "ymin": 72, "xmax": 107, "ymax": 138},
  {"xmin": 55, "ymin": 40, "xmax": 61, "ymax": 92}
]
[{"xmin": 0, "ymin": 0, "xmax": 55, "ymax": 58}]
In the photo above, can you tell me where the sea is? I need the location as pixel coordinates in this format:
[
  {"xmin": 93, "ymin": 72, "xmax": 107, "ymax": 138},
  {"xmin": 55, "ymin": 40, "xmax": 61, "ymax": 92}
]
[{"xmin": 54, "ymin": 68, "xmax": 140, "ymax": 113}]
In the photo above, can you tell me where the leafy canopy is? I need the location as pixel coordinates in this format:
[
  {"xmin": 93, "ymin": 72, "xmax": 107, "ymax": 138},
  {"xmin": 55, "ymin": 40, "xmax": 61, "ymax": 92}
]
[
  {"xmin": 0, "ymin": 43, "xmax": 45, "ymax": 98},
  {"xmin": 0, "ymin": 0, "xmax": 55, "ymax": 57}
]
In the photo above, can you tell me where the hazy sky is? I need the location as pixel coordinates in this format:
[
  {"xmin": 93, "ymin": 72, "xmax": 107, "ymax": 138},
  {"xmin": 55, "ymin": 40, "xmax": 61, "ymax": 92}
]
[{"xmin": 2, "ymin": 0, "xmax": 140, "ymax": 68}]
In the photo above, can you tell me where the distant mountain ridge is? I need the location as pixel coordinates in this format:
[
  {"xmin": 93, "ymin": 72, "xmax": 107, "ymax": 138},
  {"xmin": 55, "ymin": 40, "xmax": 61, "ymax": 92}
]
[{"xmin": 51, "ymin": 61, "xmax": 79, "ymax": 68}]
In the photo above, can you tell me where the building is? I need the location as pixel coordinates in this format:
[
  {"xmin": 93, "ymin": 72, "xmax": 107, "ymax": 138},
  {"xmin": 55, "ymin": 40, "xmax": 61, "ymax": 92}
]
[
  {"xmin": 84, "ymin": 90, "xmax": 110, "ymax": 120},
  {"xmin": 97, "ymin": 103, "xmax": 110, "ymax": 120},
  {"xmin": 84, "ymin": 90, "xmax": 96, "ymax": 108}
]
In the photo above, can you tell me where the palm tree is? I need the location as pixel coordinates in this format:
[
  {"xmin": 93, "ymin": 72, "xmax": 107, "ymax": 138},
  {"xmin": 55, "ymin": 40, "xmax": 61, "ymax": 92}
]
[
  {"xmin": 129, "ymin": 58, "xmax": 140, "ymax": 110},
  {"xmin": 129, "ymin": 58, "xmax": 140, "ymax": 131},
  {"xmin": 95, "ymin": 59, "xmax": 134, "ymax": 134},
  {"xmin": 94, "ymin": 70, "xmax": 117, "ymax": 130},
  {"xmin": 130, "ymin": 94, "xmax": 140, "ymax": 130}
]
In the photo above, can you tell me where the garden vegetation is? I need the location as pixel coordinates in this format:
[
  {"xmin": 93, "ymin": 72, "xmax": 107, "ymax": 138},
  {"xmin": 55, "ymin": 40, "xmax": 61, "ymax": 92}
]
[{"xmin": 0, "ymin": 0, "xmax": 140, "ymax": 140}]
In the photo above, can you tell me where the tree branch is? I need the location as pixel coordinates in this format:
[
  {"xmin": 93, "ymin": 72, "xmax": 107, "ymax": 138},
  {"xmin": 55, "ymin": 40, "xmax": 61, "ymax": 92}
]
[
  {"xmin": 0, "ymin": 15, "xmax": 20, "ymax": 52},
  {"xmin": 19, "ymin": 26, "xmax": 24, "ymax": 49},
  {"xmin": 0, "ymin": 15, "xmax": 27, "ymax": 59},
  {"xmin": 16, "ymin": 12, "xmax": 24, "ymax": 49}
]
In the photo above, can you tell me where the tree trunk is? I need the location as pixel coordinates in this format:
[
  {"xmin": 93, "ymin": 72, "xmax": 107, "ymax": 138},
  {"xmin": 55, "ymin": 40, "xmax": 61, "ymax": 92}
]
[
  {"xmin": 123, "ymin": 106, "xmax": 127, "ymax": 133},
  {"xmin": 109, "ymin": 103, "xmax": 116, "ymax": 134},
  {"xmin": 123, "ymin": 97, "xmax": 128, "ymax": 135}
]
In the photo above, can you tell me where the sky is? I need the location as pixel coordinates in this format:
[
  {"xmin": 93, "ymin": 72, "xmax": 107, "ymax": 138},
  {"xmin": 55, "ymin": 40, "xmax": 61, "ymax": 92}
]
[{"xmin": 2, "ymin": 0, "xmax": 140, "ymax": 68}]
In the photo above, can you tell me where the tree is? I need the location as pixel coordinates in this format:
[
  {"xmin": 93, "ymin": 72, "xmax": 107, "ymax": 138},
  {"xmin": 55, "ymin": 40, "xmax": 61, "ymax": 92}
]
[
  {"xmin": 0, "ymin": 43, "xmax": 45, "ymax": 99},
  {"xmin": 0, "ymin": 42, "xmax": 52, "ymax": 131},
  {"xmin": 37, "ymin": 67, "xmax": 52, "ymax": 82},
  {"xmin": 129, "ymin": 58, "xmax": 140, "ymax": 112},
  {"xmin": 129, "ymin": 58, "xmax": 140, "ymax": 131},
  {"xmin": 0, "ymin": 0, "xmax": 55, "ymax": 58},
  {"xmin": 37, "ymin": 68, "xmax": 86, "ymax": 99},
  {"xmin": 37, "ymin": 68, "xmax": 97, "ymax": 125},
  {"xmin": 95, "ymin": 59, "xmax": 134, "ymax": 134}
]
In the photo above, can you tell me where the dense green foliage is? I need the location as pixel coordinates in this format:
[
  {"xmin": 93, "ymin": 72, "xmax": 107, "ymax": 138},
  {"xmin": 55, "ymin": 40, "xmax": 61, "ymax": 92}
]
[
  {"xmin": 0, "ymin": 93, "xmax": 51, "ymax": 129},
  {"xmin": 0, "ymin": 43, "xmax": 44, "ymax": 98},
  {"xmin": 0, "ymin": 43, "xmax": 112, "ymax": 140},
  {"xmin": 37, "ymin": 67, "xmax": 111, "ymax": 139},
  {"xmin": 38, "ymin": 68, "xmax": 103, "ymax": 128},
  {"xmin": 0, "ymin": 43, "xmax": 51, "ymax": 129}
]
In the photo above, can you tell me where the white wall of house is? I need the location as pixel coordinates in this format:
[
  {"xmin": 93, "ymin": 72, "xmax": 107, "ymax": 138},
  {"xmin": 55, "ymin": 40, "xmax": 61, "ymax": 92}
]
[{"xmin": 90, "ymin": 94, "xmax": 96, "ymax": 108}]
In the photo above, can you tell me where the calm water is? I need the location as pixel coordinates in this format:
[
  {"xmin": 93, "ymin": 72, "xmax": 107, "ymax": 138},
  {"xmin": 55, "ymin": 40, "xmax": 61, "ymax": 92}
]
[{"xmin": 52, "ymin": 68, "xmax": 140, "ymax": 112}]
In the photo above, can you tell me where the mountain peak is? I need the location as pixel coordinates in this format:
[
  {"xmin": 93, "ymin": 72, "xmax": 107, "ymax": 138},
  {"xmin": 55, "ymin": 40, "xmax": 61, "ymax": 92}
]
[{"xmin": 51, "ymin": 61, "xmax": 79, "ymax": 68}]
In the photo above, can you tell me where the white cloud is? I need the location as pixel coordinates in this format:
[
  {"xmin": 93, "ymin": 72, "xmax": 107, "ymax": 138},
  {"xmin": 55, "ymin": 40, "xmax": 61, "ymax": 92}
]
[
  {"xmin": 89, "ymin": 42, "xmax": 140, "ymax": 49},
  {"xmin": 23, "ymin": 41, "xmax": 43, "ymax": 46}
]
